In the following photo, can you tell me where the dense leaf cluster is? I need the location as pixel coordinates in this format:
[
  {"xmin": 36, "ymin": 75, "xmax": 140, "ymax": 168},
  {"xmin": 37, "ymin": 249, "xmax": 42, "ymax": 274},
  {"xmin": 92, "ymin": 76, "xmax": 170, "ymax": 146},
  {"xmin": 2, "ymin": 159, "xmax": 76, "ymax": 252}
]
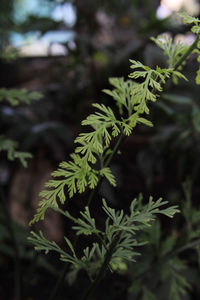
[
  {"xmin": 29, "ymin": 196, "xmax": 178, "ymax": 280},
  {"xmin": 29, "ymin": 12, "xmax": 200, "ymax": 300},
  {"xmin": 31, "ymin": 57, "xmax": 186, "ymax": 223}
]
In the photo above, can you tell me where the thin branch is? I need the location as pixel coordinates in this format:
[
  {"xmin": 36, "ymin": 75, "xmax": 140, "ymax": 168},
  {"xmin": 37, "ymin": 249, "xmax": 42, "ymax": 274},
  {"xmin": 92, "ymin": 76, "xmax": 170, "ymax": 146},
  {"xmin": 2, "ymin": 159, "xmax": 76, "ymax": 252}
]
[
  {"xmin": 168, "ymin": 238, "xmax": 200, "ymax": 258},
  {"xmin": 174, "ymin": 34, "xmax": 200, "ymax": 70},
  {"xmin": 87, "ymin": 130, "xmax": 124, "ymax": 207}
]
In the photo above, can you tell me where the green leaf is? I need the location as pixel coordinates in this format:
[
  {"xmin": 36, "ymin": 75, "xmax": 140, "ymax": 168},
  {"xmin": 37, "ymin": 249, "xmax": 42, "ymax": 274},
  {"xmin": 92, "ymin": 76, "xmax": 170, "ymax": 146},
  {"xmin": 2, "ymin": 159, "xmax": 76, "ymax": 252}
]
[
  {"xmin": 28, "ymin": 231, "xmax": 80, "ymax": 266},
  {"xmin": 129, "ymin": 61, "xmax": 172, "ymax": 116},
  {"xmin": 0, "ymin": 136, "xmax": 33, "ymax": 167},
  {"xmin": 195, "ymin": 68, "xmax": 200, "ymax": 85},
  {"xmin": 137, "ymin": 117, "xmax": 153, "ymax": 127},
  {"xmin": 172, "ymin": 71, "xmax": 188, "ymax": 82},
  {"xmin": 100, "ymin": 167, "xmax": 116, "ymax": 187},
  {"xmin": 0, "ymin": 88, "xmax": 43, "ymax": 106},
  {"xmin": 178, "ymin": 12, "xmax": 200, "ymax": 24},
  {"xmin": 151, "ymin": 35, "xmax": 188, "ymax": 68},
  {"xmin": 191, "ymin": 25, "xmax": 200, "ymax": 34}
]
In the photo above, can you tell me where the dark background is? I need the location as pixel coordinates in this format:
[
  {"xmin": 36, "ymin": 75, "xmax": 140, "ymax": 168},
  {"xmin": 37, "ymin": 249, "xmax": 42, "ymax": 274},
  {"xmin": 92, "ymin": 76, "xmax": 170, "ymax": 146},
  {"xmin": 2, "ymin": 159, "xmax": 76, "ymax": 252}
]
[{"xmin": 1, "ymin": 1, "xmax": 200, "ymax": 299}]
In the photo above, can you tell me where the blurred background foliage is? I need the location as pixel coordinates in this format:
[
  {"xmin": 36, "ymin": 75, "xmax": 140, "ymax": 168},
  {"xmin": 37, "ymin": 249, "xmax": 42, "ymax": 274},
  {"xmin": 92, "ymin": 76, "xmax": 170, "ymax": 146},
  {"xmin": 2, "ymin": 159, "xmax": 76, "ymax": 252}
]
[{"xmin": 1, "ymin": 0, "xmax": 200, "ymax": 299}]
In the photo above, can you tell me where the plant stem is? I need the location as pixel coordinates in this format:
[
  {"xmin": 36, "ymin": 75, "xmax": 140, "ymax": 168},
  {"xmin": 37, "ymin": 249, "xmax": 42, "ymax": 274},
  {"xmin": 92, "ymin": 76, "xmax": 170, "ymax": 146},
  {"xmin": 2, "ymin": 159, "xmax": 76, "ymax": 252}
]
[
  {"xmin": 87, "ymin": 130, "xmax": 124, "ymax": 207},
  {"xmin": 105, "ymin": 131, "xmax": 124, "ymax": 168},
  {"xmin": 174, "ymin": 34, "xmax": 200, "ymax": 70},
  {"xmin": 0, "ymin": 187, "xmax": 21, "ymax": 300},
  {"xmin": 48, "ymin": 132, "xmax": 124, "ymax": 300},
  {"xmin": 87, "ymin": 187, "xmax": 96, "ymax": 207},
  {"xmin": 168, "ymin": 238, "xmax": 200, "ymax": 258},
  {"xmin": 82, "ymin": 236, "xmax": 119, "ymax": 300},
  {"xmin": 154, "ymin": 34, "xmax": 200, "ymax": 96}
]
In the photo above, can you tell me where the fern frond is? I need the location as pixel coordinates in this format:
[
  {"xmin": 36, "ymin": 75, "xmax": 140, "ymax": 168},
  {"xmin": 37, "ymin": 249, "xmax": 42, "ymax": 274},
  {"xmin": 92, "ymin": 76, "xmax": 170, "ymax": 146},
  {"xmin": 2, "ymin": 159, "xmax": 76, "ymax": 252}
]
[
  {"xmin": 29, "ymin": 154, "xmax": 101, "ymax": 224},
  {"xmin": 0, "ymin": 136, "xmax": 33, "ymax": 167},
  {"xmin": 28, "ymin": 231, "xmax": 79, "ymax": 265},
  {"xmin": 31, "ymin": 51, "xmax": 179, "ymax": 225},
  {"xmin": 52, "ymin": 155, "xmax": 98, "ymax": 196},
  {"xmin": 0, "ymin": 88, "xmax": 42, "ymax": 106},
  {"xmin": 161, "ymin": 257, "xmax": 191, "ymax": 300},
  {"xmin": 75, "ymin": 103, "xmax": 121, "ymax": 163},
  {"xmin": 178, "ymin": 12, "xmax": 200, "ymax": 25},
  {"xmin": 100, "ymin": 167, "xmax": 116, "ymax": 187},
  {"xmin": 103, "ymin": 78, "xmax": 136, "ymax": 116},
  {"xmin": 121, "ymin": 120, "xmax": 132, "ymax": 135},
  {"xmin": 30, "ymin": 193, "xmax": 179, "ymax": 281},
  {"xmin": 151, "ymin": 35, "xmax": 188, "ymax": 68},
  {"xmin": 129, "ymin": 61, "xmax": 169, "ymax": 115}
]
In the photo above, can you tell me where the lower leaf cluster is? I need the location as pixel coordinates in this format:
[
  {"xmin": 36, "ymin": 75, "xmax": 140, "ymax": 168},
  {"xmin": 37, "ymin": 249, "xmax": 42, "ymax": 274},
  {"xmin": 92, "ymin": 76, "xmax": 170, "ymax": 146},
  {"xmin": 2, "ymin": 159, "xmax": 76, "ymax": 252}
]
[{"xmin": 29, "ymin": 195, "xmax": 179, "ymax": 282}]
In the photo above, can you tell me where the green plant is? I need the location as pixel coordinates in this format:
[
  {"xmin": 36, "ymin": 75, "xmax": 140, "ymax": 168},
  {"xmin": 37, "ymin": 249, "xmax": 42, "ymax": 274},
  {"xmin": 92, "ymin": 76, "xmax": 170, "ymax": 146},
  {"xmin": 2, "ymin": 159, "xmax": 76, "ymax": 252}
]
[
  {"xmin": 0, "ymin": 88, "xmax": 42, "ymax": 167},
  {"xmin": 0, "ymin": 72, "xmax": 43, "ymax": 300},
  {"xmin": 29, "ymin": 13, "xmax": 200, "ymax": 300},
  {"xmin": 127, "ymin": 178, "xmax": 200, "ymax": 300}
]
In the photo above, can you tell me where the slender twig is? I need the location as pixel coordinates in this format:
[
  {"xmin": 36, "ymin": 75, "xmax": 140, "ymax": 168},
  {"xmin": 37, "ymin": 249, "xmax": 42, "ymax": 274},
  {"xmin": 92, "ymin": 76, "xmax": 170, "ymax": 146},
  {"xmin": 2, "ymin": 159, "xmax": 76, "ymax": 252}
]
[
  {"xmin": 174, "ymin": 34, "xmax": 200, "ymax": 70},
  {"xmin": 168, "ymin": 238, "xmax": 200, "ymax": 258},
  {"xmin": 105, "ymin": 131, "xmax": 124, "ymax": 168},
  {"xmin": 0, "ymin": 187, "xmax": 21, "ymax": 300},
  {"xmin": 87, "ymin": 187, "xmax": 96, "ymax": 207},
  {"xmin": 154, "ymin": 34, "xmax": 200, "ymax": 96},
  {"xmin": 87, "ymin": 130, "xmax": 124, "ymax": 207}
]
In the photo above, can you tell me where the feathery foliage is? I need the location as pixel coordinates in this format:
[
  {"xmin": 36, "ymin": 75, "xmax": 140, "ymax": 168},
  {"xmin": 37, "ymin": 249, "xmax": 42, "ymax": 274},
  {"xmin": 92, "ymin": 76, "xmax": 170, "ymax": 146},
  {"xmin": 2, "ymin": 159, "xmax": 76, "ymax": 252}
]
[
  {"xmin": 31, "ymin": 62, "xmax": 178, "ymax": 224},
  {"xmin": 0, "ymin": 88, "xmax": 42, "ymax": 106},
  {"xmin": 128, "ymin": 178, "xmax": 200, "ymax": 300},
  {"xmin": 29, "ymin": 196, "xmax": 179, "ymax": 280},
  {"xmin": 29, "ymin": 12, "xmax": 200, "ymax": 300},
  {"xmin": 178, "ymin": 12, "xmax": 200, "ymax": 84},
  {"xmin": 151, "ymin": 35, "xmax": 188, "ymax": 68}
]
